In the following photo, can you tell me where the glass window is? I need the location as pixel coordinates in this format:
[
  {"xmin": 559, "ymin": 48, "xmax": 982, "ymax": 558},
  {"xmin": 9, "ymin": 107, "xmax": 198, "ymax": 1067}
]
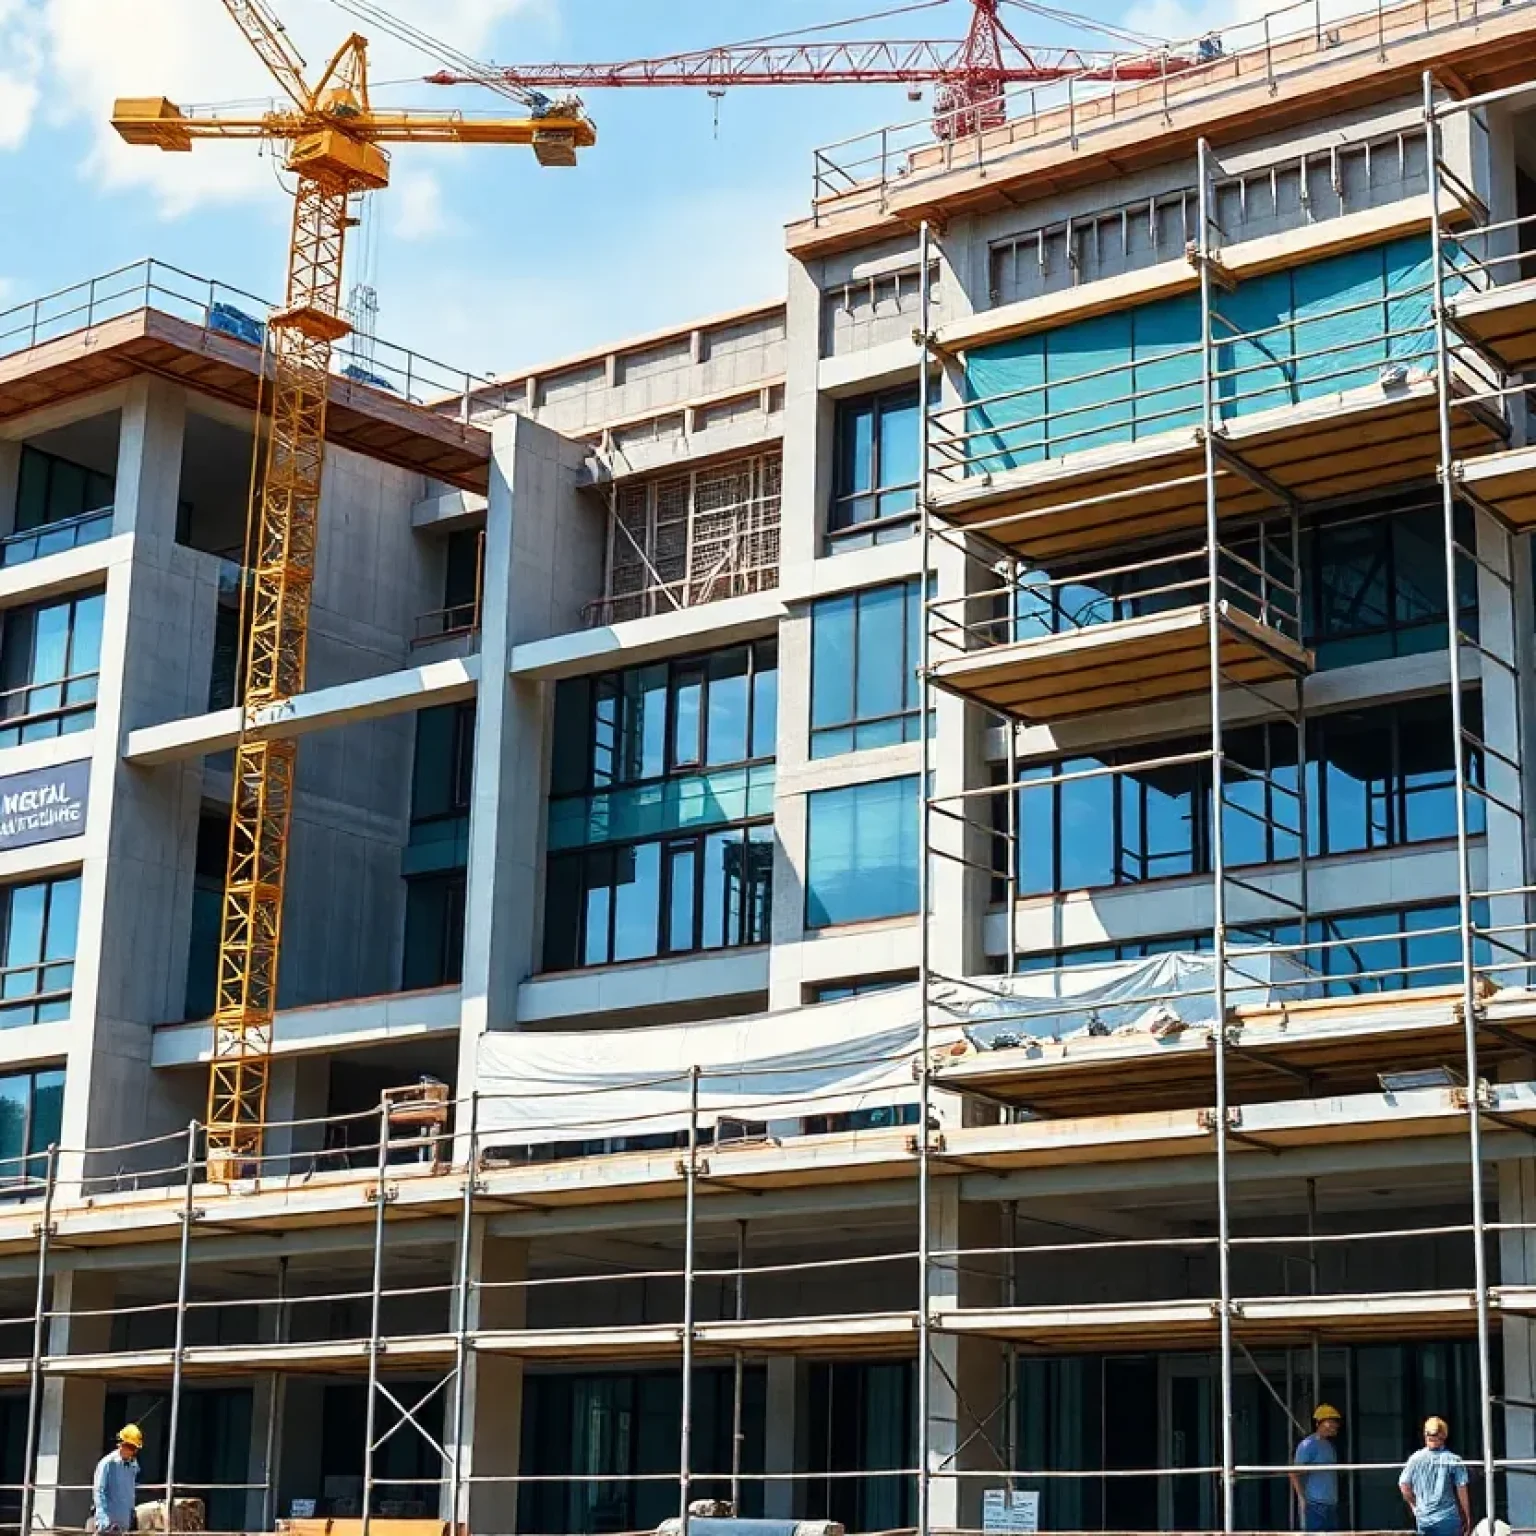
[
  {"xmin": 829, "ymin": 388, "xmax": 920, "ymax": 549},
  {"xmin": 552, "ymin": 644, "xmax": 776, "ymax": 798},
  {"xmin": 14, "ymin": 446, "xmax": 114, "ymax": 532},
  {"xmin": 543, "ymin": 824, "xmax": 773, "ymax": 971},
  {"xmin": 811, "ymin": 581, "xmax": 925, "ymax": 758},
  {"xmin": 402, "ymin": 872, "xmax": 466, "ymax": 989},
  {"xmin": 1013, "ymin": 698, "xmax": 1471, "ymax": 899},
  {"xmin": 0, "ymin": 1066, "xmax": 64, "ymax": 1188},
  {"xmin": 0, "ymin": 591, "xmax": 105, "ymax": 746},
  {"xmin": 399, "ymin": 872, "xmax": 463, "ymax": 989},
  {"xmin": 410, "ymin": 704, "xmax": 475, "ymax": 824},
  {"xmin": 0, "ymin": 875, "xmax": 80, "ymax": 1028},
  {"xmin": 806, "ymin": 777, "xmax": 919, "ymax": 929}
]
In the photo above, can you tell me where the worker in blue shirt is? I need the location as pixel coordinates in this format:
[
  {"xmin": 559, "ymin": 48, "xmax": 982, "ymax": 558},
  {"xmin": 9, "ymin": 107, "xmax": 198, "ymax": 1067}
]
[
  {"xmin": 91, "ymin": 1424, "xmax": 143, "ymax": 1533},
  {"xmin": 1399, "ymin": 1417, "xmax": 1472, "ymax": 1536},
  {"xmin": 1291, "ymin": 1404, "xmax": 1344, "ymax": 1531}
]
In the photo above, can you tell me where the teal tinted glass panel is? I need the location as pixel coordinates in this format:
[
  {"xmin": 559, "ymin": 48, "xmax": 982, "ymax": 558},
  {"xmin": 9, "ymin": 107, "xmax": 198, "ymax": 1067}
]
[
  {"xmin": 805, "ymin": 776, "xmax": 919, "ymax": 928},
  {"xmin": 1046, "ymin": 308, "xmax": 1134, "ymax": 454}
]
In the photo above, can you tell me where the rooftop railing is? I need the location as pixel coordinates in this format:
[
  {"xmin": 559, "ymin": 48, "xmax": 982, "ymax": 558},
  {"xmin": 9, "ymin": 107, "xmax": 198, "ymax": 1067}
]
[
  {"xmin": 0, "ymin": 258, "xmax": 495, "ymax": 418},
  {"xmin": 807, "ymin": 0, "xmax": 1534, "ymax": 227}
]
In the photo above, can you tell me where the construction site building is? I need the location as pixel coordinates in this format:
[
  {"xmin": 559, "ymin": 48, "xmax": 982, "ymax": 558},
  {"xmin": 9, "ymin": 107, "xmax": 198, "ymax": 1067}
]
[{"xmin": 7, "ymin": 2, "xmax": 1536, "ymax": 1530}]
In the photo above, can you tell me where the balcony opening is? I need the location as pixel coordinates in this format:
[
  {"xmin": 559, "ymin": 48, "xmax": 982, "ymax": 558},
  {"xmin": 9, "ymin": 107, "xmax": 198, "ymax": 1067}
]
[
  {"xmin": 3, "ymin": 411, "xmax": 119, "ymax": 566},
  {"xmin": 413, "ymin": 526, "xmax": 483, "ymax": 648},
  {"xmin": 587, "ymin": 451, "xmax": 781, "ymax": 627}
]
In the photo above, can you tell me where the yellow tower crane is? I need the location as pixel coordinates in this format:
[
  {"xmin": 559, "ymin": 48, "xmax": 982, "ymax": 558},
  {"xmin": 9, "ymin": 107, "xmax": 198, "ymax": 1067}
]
[{"xmin": 112, "ymin": 1, "xmax": 594, "ymax": 1178}]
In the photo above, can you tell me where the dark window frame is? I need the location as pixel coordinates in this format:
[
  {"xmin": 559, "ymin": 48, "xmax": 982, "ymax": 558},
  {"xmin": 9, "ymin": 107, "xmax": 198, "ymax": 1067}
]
[
  {"xmin": 828, "ymin": 386, "xmax": 921, "ymax": 548},
  {"xmin": 1009, "ymin": 696, "xmax": 1480, "ymax": 898},
  {"xmin": 0, "ymin": 589, "xmax": 106, "ymax": 746},
  {"xmin": 544, "ymin": 819, "xmax": 774, "ymax": 972},
  {"xmin": 552, "ymin": 640, "xmax": 778, "ymax": 802},
  {"xmin": 810, "ymin": 578, "xmax": 925, "ymax": 757}
]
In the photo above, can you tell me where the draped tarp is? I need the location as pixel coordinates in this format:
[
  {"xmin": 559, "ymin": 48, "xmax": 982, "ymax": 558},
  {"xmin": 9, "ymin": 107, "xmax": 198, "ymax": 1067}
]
[
  {"xmin": 476, "ymin": 948, "xmax": 1322, "ymax": 1145},
  {"xmin": 937, "ymin": 947, "xmax": 1322, "ymax": 1050},
  {"xmin": 476, "ymin": 997, "xmax": 923, "ymax": 1145}
]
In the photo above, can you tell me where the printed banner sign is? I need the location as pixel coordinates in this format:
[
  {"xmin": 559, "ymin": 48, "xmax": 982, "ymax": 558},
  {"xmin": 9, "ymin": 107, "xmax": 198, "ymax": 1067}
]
[
  {"xmin": 983, "ymin": 1491, "xmax": 1040, "ymax": 1535},
  {"xmin": 0, "ymin": 760, "xmax": 89, "ymax": 850}
]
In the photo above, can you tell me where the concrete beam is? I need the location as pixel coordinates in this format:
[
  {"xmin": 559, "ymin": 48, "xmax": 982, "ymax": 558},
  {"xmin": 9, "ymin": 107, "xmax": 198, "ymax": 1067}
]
[
  {"xmin": 150, "ymin": 985, "xmax": 463, "ymax": 1067},
  {"xmin": 510, "ymin": 588, "xmax": 785, "ymax": 680},
  {"xmin": 0, "ymin": 536, "xmax": 124, "ymax": 611},
  {"xmin": 122, "ymin": 656, "xmax": 480, "ymax": 765}
]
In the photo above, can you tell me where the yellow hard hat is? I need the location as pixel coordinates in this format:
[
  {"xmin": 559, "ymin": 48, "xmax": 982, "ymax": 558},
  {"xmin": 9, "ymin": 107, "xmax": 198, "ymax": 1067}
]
[
  {"xmin": 1313, "ymin": 1404, "xmax": 1342, "ymax": 1423},
  {"xmin": 117, "ymin": 1424, "xmax": 143, "ymax": 1449}
]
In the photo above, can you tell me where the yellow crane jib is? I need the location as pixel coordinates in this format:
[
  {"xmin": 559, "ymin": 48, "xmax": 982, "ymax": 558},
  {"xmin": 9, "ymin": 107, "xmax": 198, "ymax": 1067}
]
[{"xmin": 111, "ymin": 11, "xmax": 592, "ymax": 1181}]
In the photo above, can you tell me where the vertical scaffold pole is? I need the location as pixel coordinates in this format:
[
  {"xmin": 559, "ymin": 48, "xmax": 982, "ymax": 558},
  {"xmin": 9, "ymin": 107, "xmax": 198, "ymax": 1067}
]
[
  {"xmin": 916, "ymin": 216, "xmax": 936, "ymax": 1536},
  {"xmin": 362, "ymin": 1096, "xmax": 393, "ymax": 1536},
  {"xmin": 1197, "ymin": 137, "xmax": 1238, "ymax": 1536},
  {"xmin": 261, "ymin": 1255, "xmax": 288, "ymax": 1534},
  {"xmin": 678, "ymin": 1066, "xmax": 701, "ymax": 1535},
  {"xmin": 447, "ymin": 1092, "xmax": 480, "ymax": 1536},
  {"xmin": 164, "ymin": 1122, "xmax": 200, "ymax": 1525},
  {"xmin": 1425, "ymin": 70, "xmax": 1499, "ymax": 1513},
  {"xmin": 731, "ymin": 1219, "xmax": 747, "ymax": 1512},
  {"xmin": 18, "ymin": 1144, "xmax": 57, "ymax": 1536}
]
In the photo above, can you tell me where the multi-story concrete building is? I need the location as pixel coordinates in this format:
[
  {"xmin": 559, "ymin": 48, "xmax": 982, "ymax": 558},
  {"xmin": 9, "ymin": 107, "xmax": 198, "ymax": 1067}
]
[{"xmin": 7, "ymin": 1, "xmax": 1536, "ymax": 1531}]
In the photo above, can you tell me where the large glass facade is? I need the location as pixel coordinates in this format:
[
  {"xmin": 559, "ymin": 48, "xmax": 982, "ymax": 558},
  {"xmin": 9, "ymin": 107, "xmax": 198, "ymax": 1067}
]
[
  {"xmin": 805, "ymin": 1361, "xmax": 914, "ymax": 1531},
  {"xmin": 829, "ymin": 387, "xmax": 921, "ymax": 548},
  {"xmin": 1014, "ymin": 696, "xmax": 1479, "ymax": 896},
  {"xmin": 805, "ymin": 776, "xmax": 920, "ymax": 929},
  {"xmin": 1013, "ymin": 496, "xmax": 1473, "ymax": 673},
  {"xmin": 1016, "ymin": 898, "xmax": 1484, "ymax": 996},
  {"xmin": 519, "ymin": 1368, "xmax": 765, "ymax": 1535},
  {"xmin": 810, "ymin": 579, "xmax": 924, "ymax": 757},
  {"xmin": 0, "ymin": 590, "xmax": 105, "ymax": 746},
  {"xmin": 544, "ymin": 643, "xmax": 777, "ymax": 971}
]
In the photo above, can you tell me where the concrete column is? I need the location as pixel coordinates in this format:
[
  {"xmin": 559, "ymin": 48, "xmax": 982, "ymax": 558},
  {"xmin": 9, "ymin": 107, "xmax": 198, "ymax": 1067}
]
[
  {"xmin": 0, "ymin": 439, "xmax": 20, "ymax": 538},
  {"xmin": 34, "ymin": 1271, "xmax": 115, "ymax": 1531},
  {"xmin": 58, "ymin": 377, "xmax": 208, "ymax": 1187},
  {"xmin": 1472, "ymin": 507, "xmax": 1526, "ymax": 970},
  {"xmin": 457, "ymin": 413, "xmax": 600, "ymax": 1099},
  {"xmin": 927, "ymin": 1186, "xmax": 1006, "ymax": 1533},
  {"xmin": 762, "ymin": 1357, "xmax": 800, "ymax": 1519},
  {"xmin": 1502, "ymin": 1156, "xmax": 1536, "ymax": 1527},
  {"xmin": 441, "ymin": 1225, "xmax": 527, "ymax": 1534}
]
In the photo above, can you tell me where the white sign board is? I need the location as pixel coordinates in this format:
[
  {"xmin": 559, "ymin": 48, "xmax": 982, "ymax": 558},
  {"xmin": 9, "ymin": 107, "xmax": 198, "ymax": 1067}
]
[{"xmin": 983, "ymin": 1490, "xmax": 1039, "ymax": 1535}]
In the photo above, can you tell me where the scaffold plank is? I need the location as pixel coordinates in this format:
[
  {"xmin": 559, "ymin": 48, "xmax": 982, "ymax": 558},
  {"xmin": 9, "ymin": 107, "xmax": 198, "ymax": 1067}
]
[{"xmin": 926, "ymin": 604, "xmax": 1310, "ymax": 723}]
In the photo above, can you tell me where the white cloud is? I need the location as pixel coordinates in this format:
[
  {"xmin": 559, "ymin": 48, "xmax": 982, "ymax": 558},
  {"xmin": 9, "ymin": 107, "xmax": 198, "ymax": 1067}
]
[
  {"xmin": 389, "ymin": 166, "xmax": 463, "ymax": 241},
  {"xmin": 0, "ymin": 0, "xmax": 547, "ymax": 212}
]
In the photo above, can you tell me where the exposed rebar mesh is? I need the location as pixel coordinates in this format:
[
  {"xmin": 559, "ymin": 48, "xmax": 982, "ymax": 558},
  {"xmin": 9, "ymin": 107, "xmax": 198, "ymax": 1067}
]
[{"xmin": 587, "ymin": 452, "xmax": 782, "ymax": 626}]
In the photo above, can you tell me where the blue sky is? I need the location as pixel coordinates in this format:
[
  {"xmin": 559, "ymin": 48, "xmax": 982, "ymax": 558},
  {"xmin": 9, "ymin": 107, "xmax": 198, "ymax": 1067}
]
[{"xmin": 0, "ymin": 0, "xmax": 1212, "ymax": 380}]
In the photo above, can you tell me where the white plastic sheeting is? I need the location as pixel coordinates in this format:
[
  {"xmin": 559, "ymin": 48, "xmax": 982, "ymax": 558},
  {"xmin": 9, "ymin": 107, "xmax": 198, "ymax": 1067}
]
[
  {"xmin": 476, "ymin": 948, "xmax": 1320, "ymax": 1146},
  {"xmin": 940, "ymin": 947, "xmax": 1321, "ymax": 1050},
  {"xmin": 476, "ymin": 998, "xmax": 921, "ymax": 1146}
]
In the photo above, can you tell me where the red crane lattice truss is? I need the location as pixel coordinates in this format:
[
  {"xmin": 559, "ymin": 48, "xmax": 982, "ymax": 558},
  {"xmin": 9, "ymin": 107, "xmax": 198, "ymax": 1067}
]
[{"xmin": 428, "ymin": 0, "xmax": 1195, "ymax": 139}]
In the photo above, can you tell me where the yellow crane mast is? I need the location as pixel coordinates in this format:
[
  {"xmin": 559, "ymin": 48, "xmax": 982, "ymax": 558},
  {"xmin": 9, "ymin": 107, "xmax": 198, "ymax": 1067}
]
[{"xmin": 113, "ymin": 1, "xmax": 594, "ymax": 1178}]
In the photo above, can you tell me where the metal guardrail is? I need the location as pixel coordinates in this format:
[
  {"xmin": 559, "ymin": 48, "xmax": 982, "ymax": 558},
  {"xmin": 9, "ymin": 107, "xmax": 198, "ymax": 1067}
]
[
  {"xmin": 0, "ymin": 508, "xmax": 113, "ymax": 568},
  {"xmin": 0, "ymin": 258, "xmax": 495, "ymax": 418},
  {"xmin": 807, "ymin": 0, "xmax": 1535, "ymax": 225}
]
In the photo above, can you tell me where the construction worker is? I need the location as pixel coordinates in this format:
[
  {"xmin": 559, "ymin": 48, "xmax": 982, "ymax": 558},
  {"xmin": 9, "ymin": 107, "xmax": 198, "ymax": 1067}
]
[
  {"xmin": 91, "ymin": 1424, "xmax": 142, "ymax": 1533},
  {"xmin": 1399, "ymin": 1417, "xmax": 1472, "ymax": 1536},
  {"xmin": 1290, "ymin": 1404, "xmax": 1343, "ymax": 1531}
]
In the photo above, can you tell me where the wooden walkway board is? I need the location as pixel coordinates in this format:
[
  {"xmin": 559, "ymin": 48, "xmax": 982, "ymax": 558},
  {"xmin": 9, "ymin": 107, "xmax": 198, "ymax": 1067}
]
[
  {"xmin": 927, "ymin": 603, "xmax": 1311, "ymax": 723},
  {"xmin": 1450, "ymin": 279, "xmax": 1536, "ymax": 371},
  {"xmin": 925, "ymin": 381, "xmax": 1500, "ymax": 566},
  {"xmin": 1459, "ymin": 443, "xmax": 1536, "ymax": 528}
]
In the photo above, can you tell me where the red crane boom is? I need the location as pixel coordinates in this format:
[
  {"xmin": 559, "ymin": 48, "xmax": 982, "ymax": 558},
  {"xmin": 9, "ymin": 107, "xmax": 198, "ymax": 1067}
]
[{"xmin": 426, "ymin": 0, "xmax": 1194, "ymax": 139}]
